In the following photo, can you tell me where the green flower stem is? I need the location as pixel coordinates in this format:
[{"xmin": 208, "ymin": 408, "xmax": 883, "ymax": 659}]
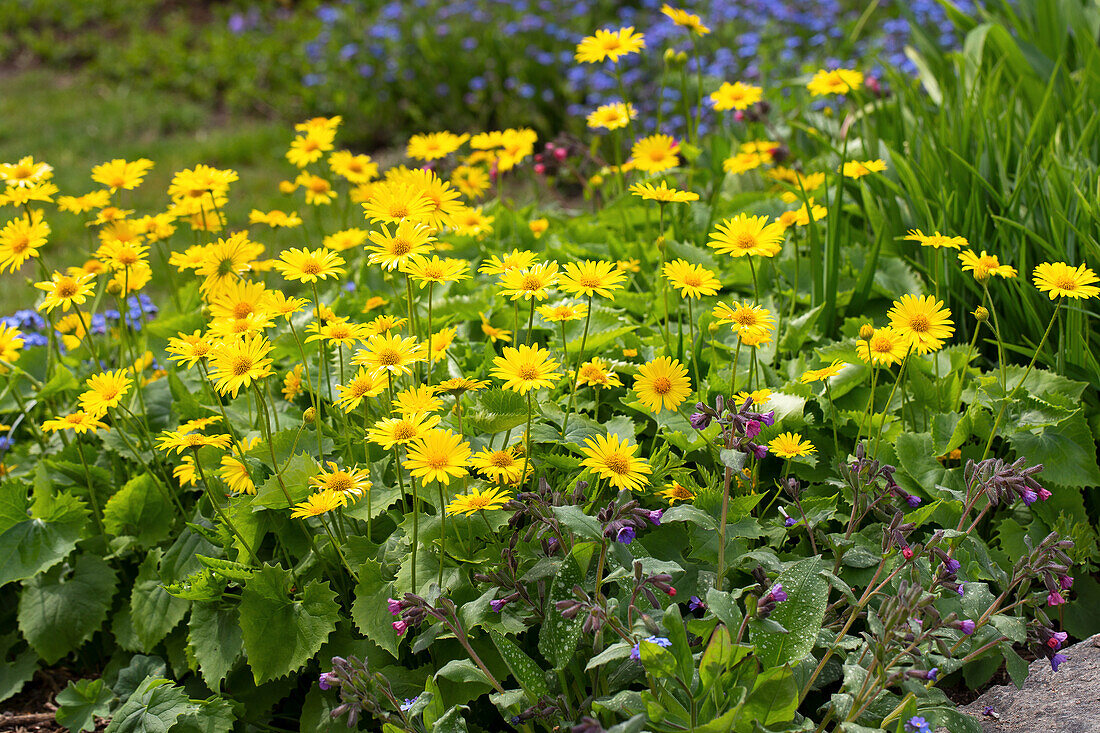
[
  {"xmin": 524, "ymin": 296, "xmax": 535, "ymax": 346},
  {"xmin": 73, "ymin": 438, "xmax": 106, "ymax": 542},
  {"xmin": 856, "ymin": 361, "xmax": 879, "ymax": 447},
  {"xmin": 715, "ymin": 464, "xmax": 733, "ymax": 590},
  {"xmin": 981, "ymin": 301, "xmax": 1061, "ymax": 460},
  {"xmin": 658, "ymin": 203, "xmax": 672, "ymax": 353},
  {"xmin": 437, "ymin": 482, "xmax": 447, "ymax": 588},
  {"xmin": 71, "ymin": 304, "xmax": 101, "ymax": 367},
  {"xmin": 687, "ymin": 296, "xmax": 701, "ymax": 399},
  {"xmin": 310, "ymin": 282, "xmax": 332, "ymax": 405},
  {"xmin": 288, "ymin": 319, "xmax": 323, "ymax": 460},
  {"xmin": 190, "ymin": 447, "xmax": 260, "ymax": 566},
  {"xmin": 953, "ymin": 317, "xmax": 983, "ymax": 413},
  {"xmin": 425, "ymin": 282, "xmax": 435, "ymax": 387},
  {"xmin": 872, "ymin": 346, "xmax": 912, "ymax": 457},
  {"xmin": 823, "ymin": 380, "xmax": 839, "ymax": 457},
  {"xmin": 560, "ymin": 294, "xmax": 593, "ymax": 439},
  {"xmin": 520, "ymin": 392, "xmax": 534, "ymax": 491},
  {"xmin": 730, "ymin": 339, "xmax": 742, "ymax": 398},
  {"xmin": 320, "ymin": 514, "xmax": 358, "ymax": 583}
]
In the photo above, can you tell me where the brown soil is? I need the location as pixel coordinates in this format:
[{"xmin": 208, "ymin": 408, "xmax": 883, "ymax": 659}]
[{"xmin": 0, "ymin": 669, "xmax": 106, "ymax": 733}]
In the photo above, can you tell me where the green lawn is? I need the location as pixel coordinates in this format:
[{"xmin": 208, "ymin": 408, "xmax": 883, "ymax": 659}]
[{"xmin": 0, "ymin": 68, "xmax": 290, "ymax": 312}]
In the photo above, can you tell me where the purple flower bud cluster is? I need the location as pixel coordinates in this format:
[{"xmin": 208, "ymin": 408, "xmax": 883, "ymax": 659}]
[
  {"xmin": 319, "ymin": 656, "xmax": 407, "ymax": 728},
  {"xmin": 387, "ymin": 595, "xmax": 428, "ymax": 637},
  {"xmin": 1036, "ymin": 626, "xmax": 1070, "ymax": 671},
  {"xmin": 694, "ymin": 395, "xmax": 775, "ymax": 461},
  {"xmin": 597, "ymin": 499, "xmax": 662, "ymax": 545},
  {"xmin": 842, "ymin": 443, "xmax": 922, "ymax": 515},
  {"xmin": 965, "ymin": 457, "xmax": 1051, "ymax": 508}
]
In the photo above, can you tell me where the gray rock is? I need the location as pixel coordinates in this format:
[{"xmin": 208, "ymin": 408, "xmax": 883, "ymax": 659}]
[{"xmin": 950, "ymin": 634, "xmax": 1100, "ymax": 732}]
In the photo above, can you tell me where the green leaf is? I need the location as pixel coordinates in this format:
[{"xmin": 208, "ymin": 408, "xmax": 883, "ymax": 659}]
[
  {"xmin": 0, "ymin": 486, "xmax": 87, "ymax": 586},
  {"xmin": 430, "ymin": 705, "xmax": 470, "ymax": 733},
  {"xmin": 188, "ymin": 604, "xmax": 242, "ymax": 691},
  {"xmin": 552, "ymin": 505, "xmax": 604, "ymax": 540},
  {"xmin": 55, "ymin": 678, "xmax": 114, "ymax": 733},
  {"xmin": 489, "ymin": 628, "xmax": 549, "ymax": 698},
  {"xmin": 661, "ymin": 504, "xmax": 718, "ymax": 531},
  {"xmin": 1002, "ymin": 646, "xmax": 1029, "ymax": 689},
  {"xmin": 351, "ymin": 559, "xmax": 400, "ymax": 658},
  {"xmin": 171, "ymin": 696, "xmax": 235, "ymax": 733},
  {"xmin": 749, "ymin": 557, "xmax": 828, "ymax": 667},
  {"xmin": 251, "ymin": 453, "xmax": 317, "ymax": 509},
  {"xmin": 0, "ymin": 632, "xmax": 37, "ymax": 703},
  {"xmin": 698, "ymin": 625, "xmax": 732, "ymax": 692},
  {"xmin": 719, "ymin": 449, "xmax": 747, "ymax": 473},
  {"xmin": 990, "ymin": 614, "xmax": 1026, "ymax": 644},
  {"xmin": 239, "ymin": 564, "xmax": 339, "ymax": 683},
  {"xmin": 661, "ymin": 603, "xmax": 693, "ymax": 684},
  {"xmin": 130, "ymin": 550, "xmax": 189, "ymax": 652},
  {"xmin": 538, "ymin": 541, "xmax": 595, "ymax": 670},
  {"xmin": 36, "ymin": 365, "xmax": 79, "ymax": 401},
  {"xmin": 196, "ymin": 555, "xmax": 254, "ymax": 582},
  {"xmin": 104, "ymin": 678, "xmax": 191, "ymax": 733},
  {"xmin": 1008, "ymin": 416, "xmax": 1100, "ymax": 487},
  {"xmin": 103, "ymin": 473, "xmax": 173, "ymax": 546},
  {"xmin": 742, "ymin": 665, "xmax": 798, "ymax": 726},
  {"xmin": 18, "ymin": 553, "xmax": 117, "ymax": 663}
]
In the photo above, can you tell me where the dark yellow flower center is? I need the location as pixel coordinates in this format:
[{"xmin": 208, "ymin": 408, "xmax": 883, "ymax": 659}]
[
  {"xmin": 652, "ymin": 377, "xmax": 672, "ymax": 394},
  {"xmin": 231, "ymin": 356, "xmax": 254, "ymax": 376},
  {"xmin": 604, "ymin": 454, "xmax": 630, "ymax": 475}
]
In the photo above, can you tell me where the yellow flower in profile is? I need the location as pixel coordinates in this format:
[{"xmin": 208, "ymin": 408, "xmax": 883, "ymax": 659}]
[
  {"xmin": 368, "ymin": 413, "xmax": 441, "ymax": 451},
  {"xmin": 723, "ymin": 152, "xmax": 766, "ymax": 175},
  {"xmin": 173, "ymin": 456, "xmax": 198, "ymax": 487},
  {"xmin": 479, "ymin": 249, "xmax": 538, "ymax": 275},
  {"xmin": 586, "ymin": 102, "xmax": 638, "ymax": 131},
  {"xmin": 537, "ymin": 301, "xmax": 589, "ymax": 323},
  {"xmin": 436, "ymin": 377, "xmax": 491, "ymax": 395},
  {"xmin": 219, "ymin": 436, "xmax": 260, "ymax": 495},
  {"xmin": 91, "ymin": 158, "xmax": 154, "ymax": 191},
  {"xmin": 328, "ymin": 151, "xmax": 378, "ymax": 184},
  {"xmin": 576, "ymin": 357, "xmax": 622, "ymax": 388},
  {"xmin": 630, "ymin": 134, "xmax": 680, "ymax": 173},
  {"xmin": 273, "ymin": 247, "xmax": 346, "ymax": 283},
  {"xmin": 305, "ymin": 319, "xmax": 369, "ymax": 348},
  {"xmin": 401, "ymin": 254, "xmax": 471, "ymax": 287},
  {"xmin": 492, "ymin": 344, "xmax": 561, "ymax": 394},
  {"xmin": 166, "ymin": 331, "xmax": 213, "ymax": 368},
  {"xmin": 0, "ymin": 156, "xmax": 52, "ymax": 188},
  {"xmin": 470, "ymin": 446, "xmax": 527, "ymax": 484},
  {"xmin": 354, "ymin": 333, "xmax": 428, "ymax": 380},
  {"xmin": 807, "ymin": 68, "xmax": 864, "ymax": 96},
  {"xmin": 709, "ymin": 81, "xmax": 762, "ymax": 111},
  {"xmin": 498, "ymin": 262, "xmax": 560, "ymax": 301},
  {"xmin": 57, "ymin": 190, "xmax": 111, "ymax": 214},
  {"xmin": 800, "ymin": 360, "xmax": 847, "ymax": 384},
  {"xmin": 451, "ymin": 165, "xmax": 490, "ymax": 199},
  {"xmin": 629, "ymin": 181, "xmax": 699, "ymax": 203},
  {"xmin": 156, "ymin": 429, "xmax": 232, "ymax": 455},
  {"xmin": 1033, "ymin": 262, "xmax": 1100, "ymax": 300},
  {"xmin": 529, "ymin": 218, "xmax": 549, "ymax": 238},
  {"xmin": 333, "ymin": 367, "xmax": 386, "ymax": 412},
  {"xmin": 712, "ymin": 301, "xmax": 776, "ymax": 335},
  {"xmin": 449, "ymin": 205, "xmax": 495, "ymax": 238},
  {"xmin": 482, "ymin": 320, "xmax": 513, "ymax": 343},
  {"xmin": 558, "ymin": 260, "xmax": 625, "ymax": 299},
  {"xmin": 321, "ymin": 228, "xmax": 367, "ymax": 251},
  {"xmin": 574, "ymin": 26, "xmax": 645, "ymax": 64},
  {"xmin": 0, "ymin": 209, "xmax": 50, "ymax": 274},
  {"xmin": 661, "ymin": 4, "xmax": 710, "ymax": 34},
  {"xmin": 366, "ymin": 219, "xmax": 435, "ymax": 271},
  {"xmin": 709, "ymin": 214, "xmax": 785, "ymax": 258},
  {"xmin": 634, "ymin": 357, "xmax": 692, "ymax": 413},
  {"xmin": 78, "ymin": 370, "xmax": 132, "ymax": 417},
  {"xmin": 903, "ymin": 229, "xmax": 967, "ymax": 250},
  {"xmin": 735, "ymin": 388, "xmax": 772, "ymax": 409},
  {"xmin": 295, "ymin": 172, "xmax": 336, "ymax": 205},
  {"xmin": 42, "ymin": 411, "xmax": 109, "ymax": 435},
  {"xmin": 250, "ymin": 209, "xmax": 303, "ymax": 228},
  {"xmin": 617, "ymin": 259, "xmax": 641, "ymax": 273},
  {"xmin": 579, "ymin": 434, "xmax": 651, "ymax": 491},
  {"xmin": 841, "ymin": 159, "xmax": 887, "ymax": 178},
  {"xmin": 407, "ymin": 132, "xmax": 469, "ymax": 161},
  {"xmin": 958, "ymin": 250, "xmax": 1017, "ymax": 281},
  {"xmin": 403, "ymin": 428, "xmax": 471, "ymax": 485},
  {"xmin": 283, "ymin": 364, "xmax": 304, "ymax": 401},
  {"xmin": 1, "ymin": 181, "xmax": 58, "ymax": 207},
  {"xmin": 286, "ymin": 128, "xmax": 336, "ymax": 168},
  {"xmin": 168, "ymin": 164, "xmax": 238, "ymax": 204},
  {"xmin": 392, "ymin": 385, "xmax": 444, "ymax": 416},
  {"xmin": 291, "ymin": 489, "xmax": 348, "ymax": 519},
  {"xmin": 888, "ymin": 295, "xmax": 954, "ymax": 354},
  {"xmin": 310, "ymin": 462, "xmax": 372, "ymax": 500},
  {"xmin": 769, "ymin": 432, "xmax": 816, "ymax": 459},
  {"xmin": 446, "ymin": 486, "xmax": 513, "ymax": 516},
  {"xmin": 428, "ymin": 326, "xmax": 457, "ymax": 363},
  {"xmin": 856, "ymin": 326, "xmax": 908, "ymax": 366},
  {"xmin": 0, "ymin": 324, "xmax": 24, "ymax": 362},
  {"xmin": 663, "ymin": 259, "xmax": 721, "ymax": 298},
  {"xmin": 207, "ymin": 334, "xmax": 275, "ymax": 397},
  {"xmin": 362, "ymin": 181, "xmax": 435, "ymax": 225},
  {"xmin": 35, "ymin": 271, "xmax": 95, "ymax": 313},
  {"xmin": 658, "ymin": 481, "xmax": 694, "ymax": 505}
]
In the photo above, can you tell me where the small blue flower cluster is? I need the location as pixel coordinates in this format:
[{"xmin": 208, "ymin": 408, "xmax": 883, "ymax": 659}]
[
  {"xmin": 249, "ymin": 0, "xmax": 980, "ymax": 139},
  {"xmin": 2, "ymin": 295, "xmax": 158, "ymax": 349}
]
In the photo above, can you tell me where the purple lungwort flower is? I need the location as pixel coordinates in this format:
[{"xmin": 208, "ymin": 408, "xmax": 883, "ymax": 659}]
[
  {"xmin": 615, "ymin": 525, "xmax": 636, "ymax": 544},
  {"xmin": 1051, "ymin": 653, "xmax": 1067, "ymax": 672},
  {"xmin": 1048, "ymin": 591, "xmax": 1066, "ymax": 607},
  {"xmin": 943, "ymin": 558, "xmax": 961, "ymax": 574},
  {"xmin": 392, "ymin": 620, "xmax": 409, "ymax": 636},
  {"xmin": 489, "ymin": 598, "xmax": 508, "ymax": 613},
  {"xmin": 766, "ymin": 583, "xmax": 787, "ymax": 603},
  {"xmin": 1048, "ymin": 631, "xmax": 1068, "ymax": 650},
  {"xmin": 630, "ymin": 635, "xmax": 672, "ymax": 660},
  {"xmin": 906, "ymin": 494, "xmax": 922, "ymax": 507},
  {"xmin": 318, "ymin": 671, "xmax": 337, "ymax": 690},
  {"xmin": 689, "ymin": 410, "xmax": 711, "ymax": 430},
  {"xmin": 387, "ymin": 598, "xmax": 402, "ymax": 615},
  {"xmin": 399, "ymin": 697, "xmax": 418, "ymax": 712},
  {"xmin": 904, "ymin": 716, "xmax": 932, "ymax": 733},
  {"xmin": 1060, "ymin": 575, "xmax": 1074, "ymax": 590},
  {"xmin": 646, "ymin": 509, "xmax": 663, "ymax": 526},
  {"xmin": 687, "ymin": 595, "xmax": 706, "ymax": 612},
  {"xmin": 959, "ymin": 619, "xmax": 976, "ymax": 635}
]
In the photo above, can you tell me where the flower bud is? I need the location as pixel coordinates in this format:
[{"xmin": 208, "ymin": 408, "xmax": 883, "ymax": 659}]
[
  {"xmin": 973, "ymin": 306, "xmax": 989, "ymax": 322},
  {"xmin": 859, "ymin": 324, "xmax": 875, "ymax": 341},
  {"xmin": 304, "ymin": 406, "xmax": 317, "ymax": 423}
]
